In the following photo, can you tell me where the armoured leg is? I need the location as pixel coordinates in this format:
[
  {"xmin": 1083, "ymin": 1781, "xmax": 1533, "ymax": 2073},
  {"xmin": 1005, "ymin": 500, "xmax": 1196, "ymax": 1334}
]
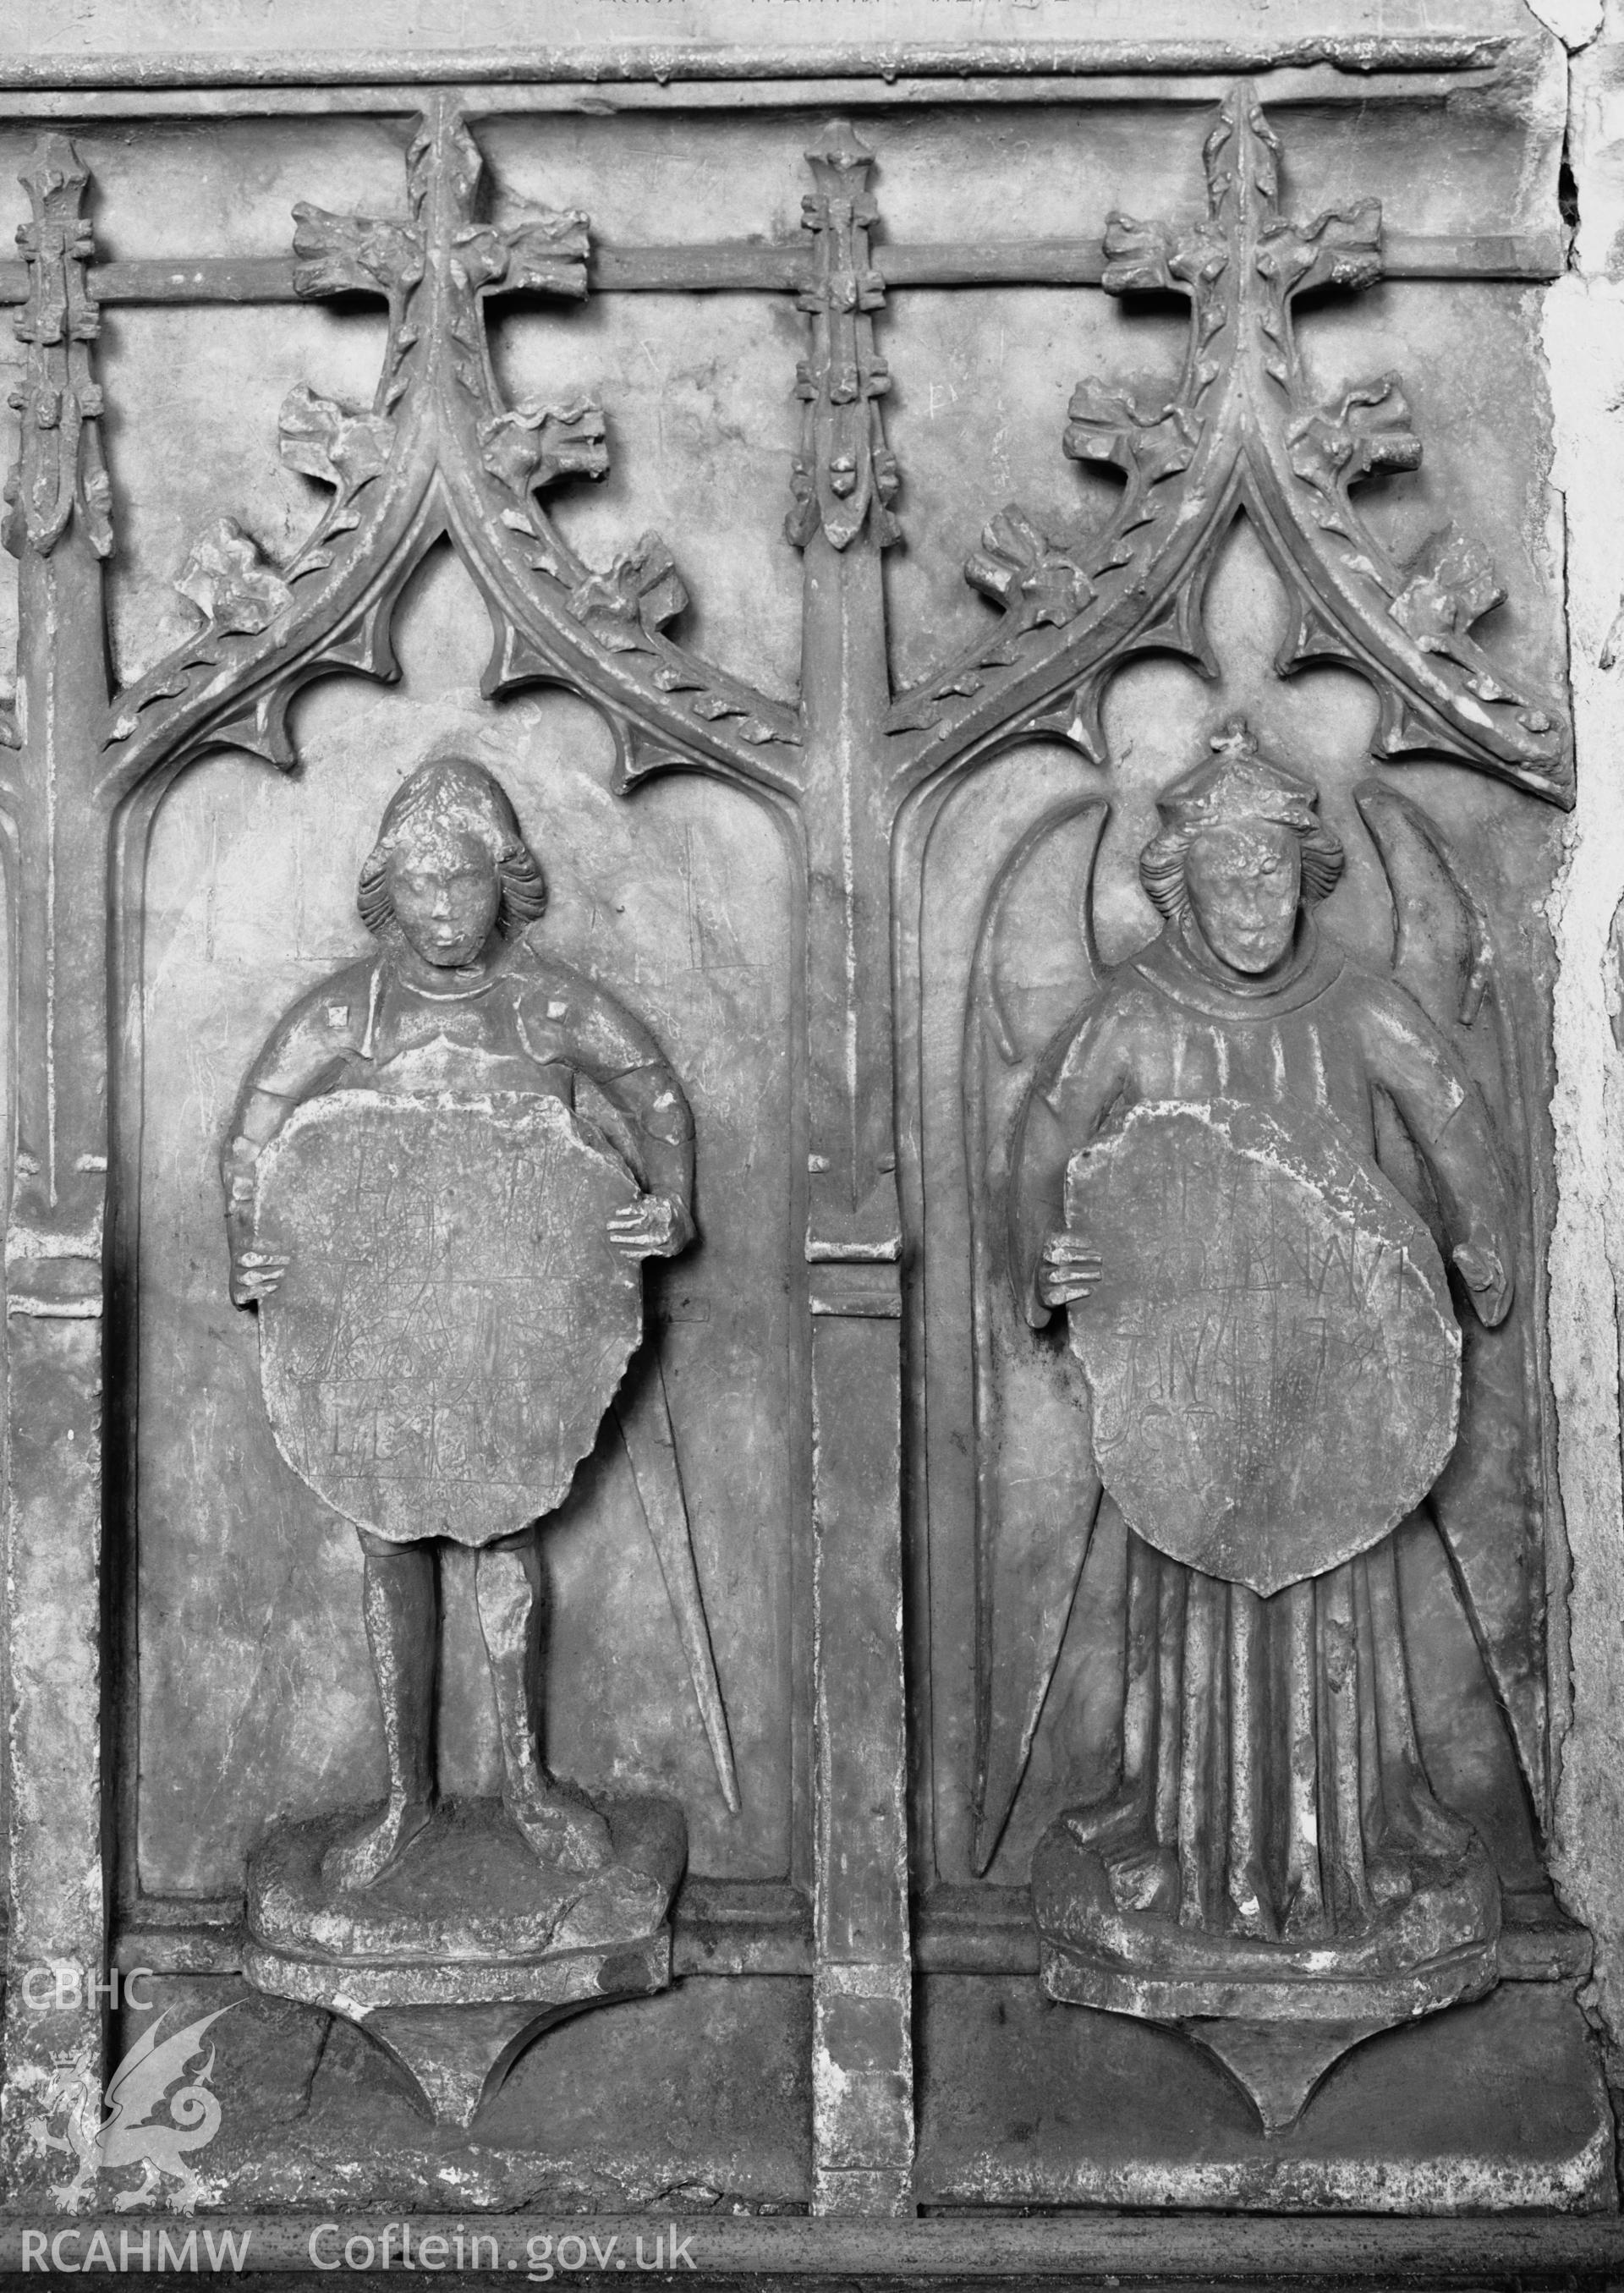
[
  {"xmin": 321, "ymin": 1531, "xmax": 436, "ymax": 1892},
  {"xmin": 476, "ymin": 1526, "xmax": 611, "ymax": 1873}
]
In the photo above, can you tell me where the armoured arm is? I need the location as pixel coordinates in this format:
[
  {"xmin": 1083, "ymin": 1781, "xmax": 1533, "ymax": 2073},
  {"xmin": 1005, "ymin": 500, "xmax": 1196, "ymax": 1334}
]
[
  {"xmin": 595, "ymin": 1058, "xmax": 695, "ymax": 1222},
  {"xmin": 221, "ymin": 963, "xmax": 375, "ymax": 1303},
  {"xmin": 525, "ymin": 963, "xmax": 696, "ymax": 1256},
  {"xmin": 1359, "ymin": 980, "xmax": 1516, "ymax": 1326}
]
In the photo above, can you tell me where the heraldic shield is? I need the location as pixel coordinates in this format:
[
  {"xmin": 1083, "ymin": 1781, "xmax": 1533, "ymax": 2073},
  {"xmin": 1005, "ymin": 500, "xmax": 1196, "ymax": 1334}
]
[
  {"xmin": 1063, "ymin": 1099, "xmax": 1463, "ymax": 1599},
  {"xmin": 253, "ymin": 1087, "xmax": 645, "ymax": 1545}
]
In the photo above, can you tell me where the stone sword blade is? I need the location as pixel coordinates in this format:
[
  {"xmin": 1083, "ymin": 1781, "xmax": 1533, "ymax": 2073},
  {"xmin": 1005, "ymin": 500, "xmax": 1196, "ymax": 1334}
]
[{"xmin": 614, "ymin": 1360, "xmax": 742, "ymax": 1814}]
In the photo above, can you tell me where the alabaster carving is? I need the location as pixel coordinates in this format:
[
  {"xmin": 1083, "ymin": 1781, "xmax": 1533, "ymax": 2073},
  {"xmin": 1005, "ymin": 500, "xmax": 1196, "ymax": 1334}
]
[
  {"xmin": 225, "ymin": 754, "xmax": 697, "ymax": 1886},
  {"xmin": 222, "ymin": 757, "xmax": 713, "ymax": 2122},
  {"xmin": 0, "ymin": 30, "xmax": 1606, "ymax": 2221},
  {"xmin": 997, "ymin": 723, "xmax": 1515, "ymax": 2126}
]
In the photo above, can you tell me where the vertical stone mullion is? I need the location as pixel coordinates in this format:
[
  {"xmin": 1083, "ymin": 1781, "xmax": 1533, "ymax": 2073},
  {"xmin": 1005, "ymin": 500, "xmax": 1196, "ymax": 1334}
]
[
  {"xmin": 791, "ymin": 121, "xmax": 915, "ymax": 2216},
  {"xmin": 0, "ymin": 135, "xmax": 114, "ymax": 2190},
  {"xmin": 803, "ymin": 532, "xmax": 913, "ymax": 2214}
]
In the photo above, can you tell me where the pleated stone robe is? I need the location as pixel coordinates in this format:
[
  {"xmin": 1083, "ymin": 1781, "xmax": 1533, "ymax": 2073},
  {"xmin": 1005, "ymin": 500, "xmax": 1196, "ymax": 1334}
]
[{"xmin": 1018, "ymin": 915, "xmax": 1515, "ymax": 1950}]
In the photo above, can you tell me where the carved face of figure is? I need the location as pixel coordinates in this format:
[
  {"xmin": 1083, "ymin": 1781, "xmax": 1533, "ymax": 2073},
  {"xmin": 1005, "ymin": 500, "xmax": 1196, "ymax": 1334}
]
[
  {"xmin": 387, "ymin": 829, "xmax": 503, "ymax": 970},
  {"xmin": 1182, "ymin": 820, "xmax": 1301, "ymax": 976}
]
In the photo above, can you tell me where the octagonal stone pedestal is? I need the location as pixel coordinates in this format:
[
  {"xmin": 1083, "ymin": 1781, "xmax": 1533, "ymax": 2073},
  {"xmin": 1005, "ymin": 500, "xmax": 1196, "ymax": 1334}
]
[{"xmin": 243, "ymin": 1795, "xmax": 685, "ymax": 2126}]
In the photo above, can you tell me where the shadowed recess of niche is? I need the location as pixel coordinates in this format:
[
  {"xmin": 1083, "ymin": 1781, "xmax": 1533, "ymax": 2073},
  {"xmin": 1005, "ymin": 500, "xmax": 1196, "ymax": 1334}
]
[{"xmin": 133, "ymin": 541, "xmax": 797, "ymax": 1897}]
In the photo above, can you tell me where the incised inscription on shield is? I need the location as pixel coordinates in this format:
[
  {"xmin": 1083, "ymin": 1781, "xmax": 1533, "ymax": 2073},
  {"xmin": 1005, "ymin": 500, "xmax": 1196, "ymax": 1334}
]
[
  {"xmin": 254, "ymin": 1089, "xmax": 643, "ymax": 1545},
  {"xmin": 1063, "ymin": 1098, "xmax": 1461, "ymax": 1597}
]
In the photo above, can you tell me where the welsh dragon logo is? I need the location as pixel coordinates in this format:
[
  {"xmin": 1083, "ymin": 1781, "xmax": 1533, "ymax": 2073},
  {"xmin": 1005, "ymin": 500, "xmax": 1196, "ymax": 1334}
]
[{"xmin": 25, "ymin": 2008, "xmax": 232, "ymax": 2213}]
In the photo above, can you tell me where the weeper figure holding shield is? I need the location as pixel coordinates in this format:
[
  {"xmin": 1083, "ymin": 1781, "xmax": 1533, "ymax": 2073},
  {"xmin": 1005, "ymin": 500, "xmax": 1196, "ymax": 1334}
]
[
  {"xmin": 1011, "ymin": 721, "xmax": 1516, "ymax": 2035},
  {"xmin": 224, "ymin": 756, "xmax": 695, "ymax": 1893}
]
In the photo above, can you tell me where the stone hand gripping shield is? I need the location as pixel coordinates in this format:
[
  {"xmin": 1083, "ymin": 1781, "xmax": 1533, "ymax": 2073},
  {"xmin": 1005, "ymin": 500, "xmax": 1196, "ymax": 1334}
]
[
  {"xmin": 241, "ymin": 1079, "xmax": 686, "ymax": 2127},
  {"xmin": 1063, "ymin": 1097, "xmax": 1462, "ymax": 1598},
  {"xmin": 252, "ymin": 1086, "xmax": 644, "ymax": 1546}
]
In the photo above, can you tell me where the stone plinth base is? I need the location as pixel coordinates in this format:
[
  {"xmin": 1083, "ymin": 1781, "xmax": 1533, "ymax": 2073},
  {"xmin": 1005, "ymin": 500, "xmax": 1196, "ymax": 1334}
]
[
  {"xmin": 914, "ymin": 1977, "xmax": 1615, "ymax": 2213},
  {"xmin": 243, "ymin": 1796, "xmax": 685, "ymax": 2126},
  {"xmin": 1032, "ymin": 1820, "xmax": 1501, "ymax": 2129}
]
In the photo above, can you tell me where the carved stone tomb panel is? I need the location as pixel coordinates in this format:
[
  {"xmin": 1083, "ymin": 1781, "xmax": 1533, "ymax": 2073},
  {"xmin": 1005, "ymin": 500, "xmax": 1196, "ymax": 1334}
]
[{"xmin": 0, "ymin": 18, "xmax": 1613, "ymax": 2247}]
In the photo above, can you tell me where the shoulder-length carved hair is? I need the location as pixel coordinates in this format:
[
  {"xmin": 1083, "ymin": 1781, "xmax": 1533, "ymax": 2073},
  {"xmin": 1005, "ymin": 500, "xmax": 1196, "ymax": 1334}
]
[
  {"xmin": 1138, "ymin": 719, "xmax": 1346, "ymax": 922},
  {"xmin": 357, "ymin": 755, "xmax": 547, "ymax": 942}
]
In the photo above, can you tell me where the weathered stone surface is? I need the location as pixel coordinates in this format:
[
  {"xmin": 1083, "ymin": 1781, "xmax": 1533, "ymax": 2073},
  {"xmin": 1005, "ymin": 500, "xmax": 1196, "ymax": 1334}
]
[
  {"xmin": 243, "ymin": 1799, "xmax": 685, "ymax": 2126},
  {"xmin": 0, "ymin": 134, "xmax": 115, "ymax": 2202},
  {"xmin": 255, "ymin": 1090, "xmax": 643, "ymax": 1545},
  {"xmin": 0, "ymin": 0, "xmax": 1560, "ymax": 75},
  {"xmin": 1063, "ymin": 1098, "xmax": 1461, "ymax": 1595},
  {"xmin": 914, "ymin": 1977, "xmax": 1616, "ymax": 2212},
  {"xmin": 1545, "ymin": 0, "xmax": 1624, "ymax": 2094},
  {"xmin": 1034, "ymin": 1818, "xmax": 1501, "ymax": 2026},
  {"xmin": 247, "ymin": 1796, "xmax": 685, "ymax": 1970},
  {"xmin": 107, "ymin": 1972, "xmax": 812, "ymax": 2212}
]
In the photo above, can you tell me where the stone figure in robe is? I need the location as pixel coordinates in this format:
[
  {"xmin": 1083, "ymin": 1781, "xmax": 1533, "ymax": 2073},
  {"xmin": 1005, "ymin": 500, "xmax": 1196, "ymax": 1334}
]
[
  {"xmin": 223, "ymin": 755, "xmax": 694, "ymax": 1894},
  {"xmin": 1012, "ymin": 723, "xmax": 1515, "ymax": 1992}
]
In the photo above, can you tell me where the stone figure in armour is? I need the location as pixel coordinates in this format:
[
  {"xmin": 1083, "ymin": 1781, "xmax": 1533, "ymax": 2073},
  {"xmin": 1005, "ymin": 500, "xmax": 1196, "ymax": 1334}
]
[
  {"xmin": 224, "ymin": 755, "xmax": 695, "ymax": 1895},
  {"xmin": 1018, "ymin": 724, "xmax": 1516, "ymax": 2082}
]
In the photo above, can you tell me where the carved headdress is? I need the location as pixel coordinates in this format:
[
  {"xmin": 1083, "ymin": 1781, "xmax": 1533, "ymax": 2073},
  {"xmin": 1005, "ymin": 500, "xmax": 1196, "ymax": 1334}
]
[
  {"xmin": 1139, "ymin": 718, "xmax": 1345, "ymax": 919},
  {"xmin": 357, "ymin": 755, "xmax": 547, "ymax": 941}
]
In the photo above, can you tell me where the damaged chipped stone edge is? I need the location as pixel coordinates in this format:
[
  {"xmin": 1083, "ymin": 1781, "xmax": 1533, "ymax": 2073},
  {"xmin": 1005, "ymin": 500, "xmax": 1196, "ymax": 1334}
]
[
  {"xmin": 0, "ymin": 36, "xmax": 1524, "ymax": 93},
  {"xmin": 1526, "ymin": 3, "xmax": 1607, "ymax": 59}
]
